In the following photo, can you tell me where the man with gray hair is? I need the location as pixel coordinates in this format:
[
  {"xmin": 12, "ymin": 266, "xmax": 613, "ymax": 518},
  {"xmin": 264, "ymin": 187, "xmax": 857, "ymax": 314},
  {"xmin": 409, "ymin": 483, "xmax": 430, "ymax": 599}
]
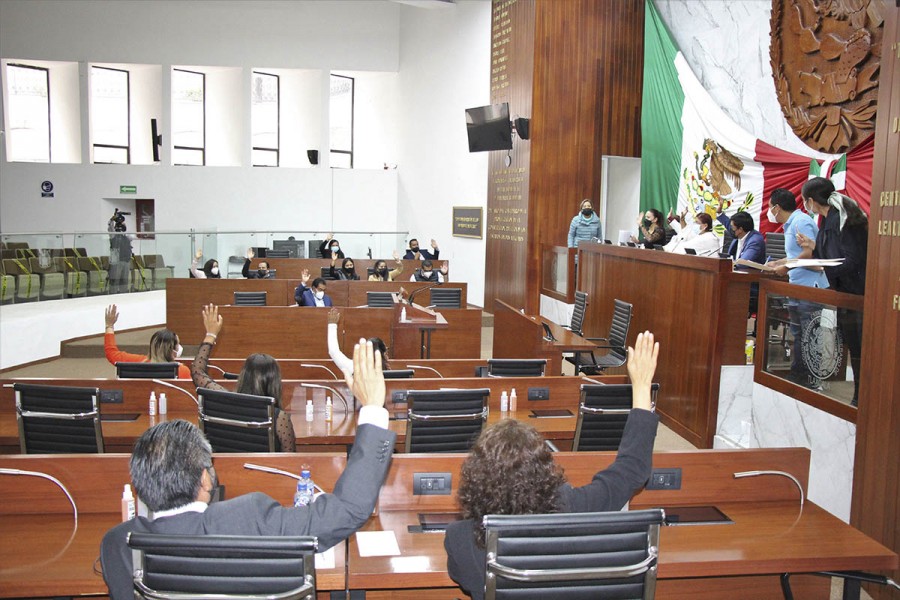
[{"xmin": 100, "ymin": 340, "xmax": 395, "ymax": 599}]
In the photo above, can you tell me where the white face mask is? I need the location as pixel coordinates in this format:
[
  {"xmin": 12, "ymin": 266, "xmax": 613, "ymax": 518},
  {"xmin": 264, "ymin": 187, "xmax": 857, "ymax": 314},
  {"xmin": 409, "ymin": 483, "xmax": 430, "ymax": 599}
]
[
  {"xmin": 766, "ymin": 207, "xmax": 778, "ymax": 223},
  {"xmin": 331, "ymin": 246, "xmax": 340, "ymax": 253},
  {"xmin": 687, "ymin": 222, "xmax": 701, "ymax": 236},
  {"xmin": 174, "ymin": 344, "xmax": 183, "ymax": 359},
  {"xmin": 210, "ymin": 267, "xmax": 219, "ymax": 276},
  {"xmin": 315, "ymin": 290, "xmax": 325, "ymax": 300},
  {"xmin": 423, "ymin": 270, "xmax": 434, "ymax": 278}
]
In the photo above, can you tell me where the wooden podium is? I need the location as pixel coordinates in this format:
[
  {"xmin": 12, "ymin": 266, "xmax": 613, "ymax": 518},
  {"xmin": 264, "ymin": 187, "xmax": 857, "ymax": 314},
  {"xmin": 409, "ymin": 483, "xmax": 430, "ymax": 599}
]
[{"xmin": 390, "ymin": 300, "xmax": 448, "ymax": 359}]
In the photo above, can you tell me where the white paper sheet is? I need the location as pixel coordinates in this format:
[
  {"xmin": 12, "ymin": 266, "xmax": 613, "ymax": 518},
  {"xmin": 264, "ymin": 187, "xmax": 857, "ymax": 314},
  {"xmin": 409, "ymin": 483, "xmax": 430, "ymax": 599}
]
[
  {"xmin": 315, "ymin": 547, "xmax": 336, "ymax": 569},
  {"xmin": 356, "ymin": 530, "xmax": 401, "ymax": 557}
]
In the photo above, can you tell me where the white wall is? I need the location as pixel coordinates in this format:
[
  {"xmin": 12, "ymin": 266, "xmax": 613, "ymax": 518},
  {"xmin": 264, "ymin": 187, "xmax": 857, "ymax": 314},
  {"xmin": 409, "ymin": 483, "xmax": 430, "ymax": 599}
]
[{"xmin": 397, "ymin": 1, "xmax": 492, "ymax": 306}]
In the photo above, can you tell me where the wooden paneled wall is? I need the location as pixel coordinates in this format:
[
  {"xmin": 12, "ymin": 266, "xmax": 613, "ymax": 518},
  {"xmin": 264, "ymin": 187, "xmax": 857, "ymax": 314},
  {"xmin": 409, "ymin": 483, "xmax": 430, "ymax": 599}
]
[
  {"xmin": 484, "ymin": 0, "xmax": 645, "ymax": 313},
  {"xmin": 854, "ymin": 3, "xmax": 900, "ymax": 598}
]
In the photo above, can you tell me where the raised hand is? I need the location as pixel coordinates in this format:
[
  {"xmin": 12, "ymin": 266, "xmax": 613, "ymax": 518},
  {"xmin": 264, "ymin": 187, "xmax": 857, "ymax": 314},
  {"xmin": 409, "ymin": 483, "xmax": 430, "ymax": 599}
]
[
  {"xmin": 246, "ymin": 247, "xmax": 254, "ymax": 259},
  {"xmin": 626, "ymin": 331, "xmax": 659, "ymax": 411},
  {"xmin": 325, "ymin": 233, "xmax": 334, "ymax": 241},
  {"xmin": 202, "ymin": 304, "xmax": 223, "ymax": 338},
  {"xmin": 105, "ymin": 305, "xmax": 119, "ymax": 329},
  {"xmin": 440, "ymin": 263, "xmax": 449, "ymax": 275},
  {"xmin": 327, "ymin": 308, "xmax": 341, "ymax": 325},
  {"xmin": 392, "ymin": 250, "xmax": 400, "ymax": 262},
  {"xmin": 195, "ymin": 249, "xmax": 203, "ymax": 259},
  {"xmin": 431, "ymin": 239, "xmax": 439, "ymax": 249},
  {"xmin": 301, "ymin": 269, "xmax": 311, "ymax": 285},
  {"xmin": 346, "ymin": 339, "xmax": 385, "ymax": 408}
]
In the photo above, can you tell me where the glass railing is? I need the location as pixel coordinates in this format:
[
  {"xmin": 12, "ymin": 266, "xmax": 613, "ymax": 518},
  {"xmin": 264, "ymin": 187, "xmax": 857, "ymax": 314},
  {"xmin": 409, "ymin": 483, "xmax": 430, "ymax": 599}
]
[
  {"xmin": 755, "ymin": 279, "xmax": 864, "ymax": 421},
  {"xmin": 540, "ymin": 244, "xmax": 575, "ymax": 303},
  {"xmin": 0, "ymin": 230, "xmax": 409, "ymax": 303}
]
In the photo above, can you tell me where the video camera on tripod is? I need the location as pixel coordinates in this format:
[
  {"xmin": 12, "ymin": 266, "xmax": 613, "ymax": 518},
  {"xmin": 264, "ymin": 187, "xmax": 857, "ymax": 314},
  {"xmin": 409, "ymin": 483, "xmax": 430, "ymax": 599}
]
[{"xmin": 109, "ymin": 209, "xmax": 132, "ymax": 232}]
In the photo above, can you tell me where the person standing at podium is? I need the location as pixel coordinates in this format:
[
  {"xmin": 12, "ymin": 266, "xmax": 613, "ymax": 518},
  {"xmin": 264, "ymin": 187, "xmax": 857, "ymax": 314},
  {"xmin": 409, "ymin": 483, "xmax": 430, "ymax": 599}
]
[{"xmin": 567, "ymin": 199, "xmax": 602, "ymax": 250}]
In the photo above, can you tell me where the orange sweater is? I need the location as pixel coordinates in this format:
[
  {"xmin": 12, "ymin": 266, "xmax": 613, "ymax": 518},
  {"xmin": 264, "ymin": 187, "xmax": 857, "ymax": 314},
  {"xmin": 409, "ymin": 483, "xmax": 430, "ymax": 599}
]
[{"xmin": 104, "ymin": 333, "xmax": 191, "ymax": 379}]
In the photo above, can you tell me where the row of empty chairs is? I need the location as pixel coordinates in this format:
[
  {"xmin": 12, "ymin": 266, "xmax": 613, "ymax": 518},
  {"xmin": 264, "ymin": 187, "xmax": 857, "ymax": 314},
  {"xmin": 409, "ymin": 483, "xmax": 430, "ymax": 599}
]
[
  {"xmin": 232, "ymin": 288, "xmax": 464, "ymax": 309},
  {"xmin": 0, "ymin": 254, "xmax": 172, "ymax": 303}
]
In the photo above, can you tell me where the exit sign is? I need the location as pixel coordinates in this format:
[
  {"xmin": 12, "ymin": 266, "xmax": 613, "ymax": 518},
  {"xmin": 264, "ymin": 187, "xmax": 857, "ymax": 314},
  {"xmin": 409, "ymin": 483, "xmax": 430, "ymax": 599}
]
[{"xmin": 120, "ymin": 185, "xmax": 137, "ymax": 194}]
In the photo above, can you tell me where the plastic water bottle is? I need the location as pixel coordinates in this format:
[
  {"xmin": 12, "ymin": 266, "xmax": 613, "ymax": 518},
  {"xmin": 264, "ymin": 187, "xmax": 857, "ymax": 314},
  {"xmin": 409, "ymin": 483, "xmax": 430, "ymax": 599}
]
[
  {"xmin": 500, "ymin": 390, "xmax": 509, "ymax": 413},
  {"xmin": 148, "ymin": 391, "xmax": 157, "ymax": 416},
  {"xmin": 293, "ymin": 468, "xmax": 314, "ymax": 507}
]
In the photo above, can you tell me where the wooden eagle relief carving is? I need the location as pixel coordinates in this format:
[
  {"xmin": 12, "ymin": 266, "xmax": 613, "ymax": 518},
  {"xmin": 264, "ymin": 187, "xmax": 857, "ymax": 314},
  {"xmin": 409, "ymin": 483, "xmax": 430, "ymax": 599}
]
[{"xmin": 770, "ymin": 0, "xmax": 884, "ymax": 153}]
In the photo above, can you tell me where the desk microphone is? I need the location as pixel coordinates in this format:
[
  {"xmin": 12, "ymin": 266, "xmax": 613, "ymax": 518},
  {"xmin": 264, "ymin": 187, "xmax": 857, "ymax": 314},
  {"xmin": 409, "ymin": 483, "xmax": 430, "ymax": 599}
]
[
  {"xmin": 152, "ymin": 379, "xmax": 199, "ymax": 406},
  {"xmin": 243, "ymin": 463, "xmax": 326, "ymax": 494},
  {"xmin": 0, "ymin": 468, "xmax": 78, "ymax": 523},
  {"xmin": 408, "ymin": 281, "xmax": 443, "ymax": 306},
  {"xmin": 407, "ymin": 365, "xmax": 444, "ymax": 378},
  {"xmin": 300, "ymin": 363, "xmax": 339, "ymax": 380},
  {"xmin": 733, "ymin": 470, "xmax": 804, "ymax": 508},
  {"xmin": 299, "ymin": 382, "xmax": 350, "ymax": 413}
]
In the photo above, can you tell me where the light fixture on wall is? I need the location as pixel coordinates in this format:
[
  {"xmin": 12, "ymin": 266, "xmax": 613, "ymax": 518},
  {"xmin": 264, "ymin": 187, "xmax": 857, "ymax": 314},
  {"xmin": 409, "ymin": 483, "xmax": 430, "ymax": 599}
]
[
  {"xmin": 513, "ymin": 117, "xmax": 530, "ymax": 140},
  {"xmin": 307, "ymin": 149, "xmax": 319, "ymax": 166}
]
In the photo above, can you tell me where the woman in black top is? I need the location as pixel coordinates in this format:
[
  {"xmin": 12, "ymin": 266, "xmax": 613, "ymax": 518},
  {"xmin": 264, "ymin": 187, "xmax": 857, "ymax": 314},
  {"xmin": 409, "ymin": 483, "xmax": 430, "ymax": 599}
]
[
  {"xmin": 191, "ymin": 304, "xmax": 295, "ymax": 451},
  {"xmin": 319, "ymin": 234, "xmax": 345, "ymax": 260},
  {"xmin": 632, "ymin": 208, "xmax": 667, "ymax": 247},
  {"xmin": 330, "ymin": 256, "xmax": 360, "ymax": 280}
]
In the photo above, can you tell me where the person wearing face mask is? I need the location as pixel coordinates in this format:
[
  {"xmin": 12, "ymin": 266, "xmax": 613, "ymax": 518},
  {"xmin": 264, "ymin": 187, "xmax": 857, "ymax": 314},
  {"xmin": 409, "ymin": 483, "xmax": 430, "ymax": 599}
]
[
  {"xmin": 664, "ymin": 212, "xmax": 720, "ymax": 256},
  {"xmin": 190, "ymin": 249, "xmax": 221, "ymax": 279},
  {"xmin": 103, "ymin": 304, "xmax": 191, "ymax": 379},
  {"xmin": 631, "ymin": 208, "xmax": 667, "ymax": 247},
  {"xmin": 296, "ymin": 269, "xmax": 334, "ymax": 307},
  {"xmin": 319, "ymin": 234, "xmax": 345, "ymax": 260},
  {"xmin": 567, "ymin": 199, "xmax": 602, "ymax": 250},
  {"xmin": 241, "ymin": 248, "xmax": 274, "ymax": 279},
  {"xmin": 715, "ymin": 209, "xmax": 766, "ymax": 265},
  {"xmin": 330, "ymin": 256, "xmax": 360, "ymax": 281},
  {"xmin": 796, "ymin": 177, "xmax": 868, "ymax": 406},
  {"xmin": 404, "ymin": 238, "xmax": 441, "ymax": 261},
  {"xmin": 368, "ymin": 252, "xmax": 404, "ymax": 282},
  {"xmin": 410, "ymin": 259, "xmax": 448, "ymax": 283}
]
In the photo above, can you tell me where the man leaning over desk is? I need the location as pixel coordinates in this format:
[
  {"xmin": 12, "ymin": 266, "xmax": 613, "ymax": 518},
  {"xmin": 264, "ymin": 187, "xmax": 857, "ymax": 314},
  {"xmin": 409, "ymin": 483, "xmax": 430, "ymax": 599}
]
[{"xmin": 100, "ymin": 340, "xmax": 395, "ymax": 599}]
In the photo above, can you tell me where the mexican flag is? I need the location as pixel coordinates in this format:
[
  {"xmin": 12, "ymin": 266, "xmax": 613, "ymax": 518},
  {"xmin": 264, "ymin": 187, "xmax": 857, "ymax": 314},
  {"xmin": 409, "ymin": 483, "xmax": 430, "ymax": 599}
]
[{"xmin": 640, "ymin": 0, "xmax": 872, "ymax": 238}]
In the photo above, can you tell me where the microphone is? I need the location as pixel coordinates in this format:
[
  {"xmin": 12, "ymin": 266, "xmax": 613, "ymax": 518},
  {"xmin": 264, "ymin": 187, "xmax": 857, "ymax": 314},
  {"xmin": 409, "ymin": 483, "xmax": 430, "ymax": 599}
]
[
  {"xmin": 733, "ymin": 470, "xmax": 804, "ymax": 508},
  {"xmin": 300, "ymin": 363, "xmax": 339, "ymax": 380},
  {"xmin": 299, "ymin": 382, "xmax": 350, "ymax": 413},
  {"xmin": 152, "ymin": 379, "xmax": 199, "ymax": 405},
  {"xmin": 407, "ymin": 365, "xmax": 444, "ymax": 378},
  {"xmin": 0, "ymin": 468, "xmax": 78, "ymax": 523},
  {"xmin": 408, "ymin": 281, "xmax": 442, "ymax": 306},
  {"xmin": 243, "ymin": 463, "xmax": 326, "ymax": 494}
]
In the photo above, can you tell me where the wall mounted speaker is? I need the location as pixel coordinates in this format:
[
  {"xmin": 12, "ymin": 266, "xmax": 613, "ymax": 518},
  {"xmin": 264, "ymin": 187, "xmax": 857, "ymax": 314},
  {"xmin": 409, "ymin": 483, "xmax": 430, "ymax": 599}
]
[
  {"xmin": 307, "ymin": 150, "xmax": 319, "ymax": 165},
  {"xmin": 515, "ymin": 118, "xmax": 530, "ymax": 140}
]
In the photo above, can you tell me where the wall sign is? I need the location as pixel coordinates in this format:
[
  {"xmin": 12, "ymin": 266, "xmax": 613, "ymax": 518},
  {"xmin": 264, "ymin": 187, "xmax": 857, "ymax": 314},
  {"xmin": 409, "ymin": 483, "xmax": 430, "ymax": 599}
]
[
  {"xmin": 452, "ymin": 206, "xmax": 484, "ymax": 239},
  {"xmin": 120, "ymin": 185, "xmax": 137, "ymax": 194},
  {"xmin": 41, "ymin": 180, "xmax": 54, "ymax": 198}
]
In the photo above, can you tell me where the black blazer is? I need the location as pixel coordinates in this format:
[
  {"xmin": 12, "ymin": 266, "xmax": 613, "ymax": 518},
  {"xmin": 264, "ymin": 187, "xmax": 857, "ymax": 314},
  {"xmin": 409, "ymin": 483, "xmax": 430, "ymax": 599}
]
[{"xmin": 319, "ymin": 240, "xmax": 345, "ymax": 260}]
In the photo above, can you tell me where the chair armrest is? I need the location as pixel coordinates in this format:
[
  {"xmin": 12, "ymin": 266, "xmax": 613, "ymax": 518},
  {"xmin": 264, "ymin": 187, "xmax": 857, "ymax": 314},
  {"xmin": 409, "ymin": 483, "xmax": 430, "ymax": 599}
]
[
  {"xmin": 544, "ymin": 440, "xmax": 559, "ymax": 452},
  {"xmin": 590, "ymin": 344, "xmax": 625, "ymax": 351},
  {"xmin": 585, "ymin": 336, "xmax": 609, "ymax": 342}
]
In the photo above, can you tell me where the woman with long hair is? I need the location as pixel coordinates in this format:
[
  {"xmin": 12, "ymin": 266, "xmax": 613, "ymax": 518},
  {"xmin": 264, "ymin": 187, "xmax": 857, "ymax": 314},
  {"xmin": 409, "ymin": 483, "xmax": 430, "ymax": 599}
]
[
  {"xmin": 445, "ymin": 332, "xmax": 660, "ymax": 600},
  {"xmin": 190, "ymin": 249, "xmax": 222, "ymax": 279},
  {"xmin": 368, "ymin": 251, "xmax": 404, "ymax": 282},
  {"xmin": 104, "ymin": 304, "xmax": 191, "ymax": 379},
  {"xmin": 632, "ymin": 208, "xmax": 667, "ymax": 247},
  {"xmin": 192, "ymin": 304, "xmax": 295, "ymax": 451}
]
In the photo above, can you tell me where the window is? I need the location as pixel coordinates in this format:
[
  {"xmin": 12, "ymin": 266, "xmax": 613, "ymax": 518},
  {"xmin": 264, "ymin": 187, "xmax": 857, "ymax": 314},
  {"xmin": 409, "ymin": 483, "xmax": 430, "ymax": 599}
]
[
  {"xmin": 252, "ymin": 71, "xmax": 279, "ymax": 167},
  {"xmin": 172, "ymin": 68, "xmax": 205, "ymax": 166},
  {"xmin": 91, "ymin": 66, "xmax": 130, "ymax": 164},
  {"xmin": 5, "ymin": 64, "xmax": 50, "ymax": 162},
  {"xmin": 330, "ymin": 74, "xmax": 354, "ymax": 168}
]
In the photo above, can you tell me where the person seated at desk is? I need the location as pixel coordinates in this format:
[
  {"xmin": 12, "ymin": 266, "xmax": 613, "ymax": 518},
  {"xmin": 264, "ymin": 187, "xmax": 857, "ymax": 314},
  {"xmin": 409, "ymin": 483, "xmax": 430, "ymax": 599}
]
[
  {"xmin": 327, "ymin": 308, "xmax": 391, "ymax": 377},
  {"xmin": 101, "ymin": 339, "xmax": 396, "ymax": 600},
  {"xmin": 190, "ymin": 248, "xmax": 221, "ymax": 279},
  {"xmin": 296, "ymin": 269, "xmax": 334, "ymax": 307},
  {"xmin": 410, "ymin": 259, "xmax": 448, "ymax": 283},
  {"xmin": 330, "ymin": 256, "xmax": 360, "ymax": 280},
  {"xmin": 104, "ymin": 304, "xmax": 191, "ymax": 379},
  {"xmin": 664, "ymin": 212, "xmax": 721, "ymax": 256},
  {"xmin": 444, "ymin": 331, "xmax": 660, "ymax": 600},
  {"xmin": 631, "ymin": 208, "xmax": 667, "ymax": 247},
  {"xmin": 404, "ymin": 238, "xmax": 440, "ymax": 260},
  {"xmin": 320, "ymin": 234, "xmax": 345, "ymax": 260},
  {"xmin": 241, "ymin": 248, "xmax": 275, "ymax": 279},
  {"xmin": 369, "ymin": 252, "xmax": 403, "ymax": 281},
  {"xmin": 192, "ymin": 304, "xmax": 295, "ymax": 452},
  {"xmin": 716, "ymin": 208, "xmax": 766, "ymax": 265}
]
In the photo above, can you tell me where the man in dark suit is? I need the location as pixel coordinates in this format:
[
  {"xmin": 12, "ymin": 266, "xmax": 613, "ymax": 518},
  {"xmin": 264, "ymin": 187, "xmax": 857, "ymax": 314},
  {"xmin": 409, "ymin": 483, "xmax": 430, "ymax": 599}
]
[
  {"xmin": 716, "ymin": 210, "xmax": 766, "ymax": 265},
  {"xmin": 403, "ymin": 238, "xmax": 440, "ymax": 260},
  {"xmin": 295, "ymin": 269, "xmax": 334, "ymax": 307},
  {"xmin": 100, "ymin": 341, "xmax": 394, "ymax": 600}
]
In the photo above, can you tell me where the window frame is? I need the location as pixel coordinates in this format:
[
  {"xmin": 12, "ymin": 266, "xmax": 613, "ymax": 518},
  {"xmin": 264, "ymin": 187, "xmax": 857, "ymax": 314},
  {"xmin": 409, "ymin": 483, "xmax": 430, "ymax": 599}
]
[
  {"xmin": 91, "ymin": 65, "xmax": 131, "ymax": 165},
  {"xmin": 251, "ymin": 70, "xmax": 280, "ymax": 167},
  {"xmin": 172, "ymin": 67, "xmax": 207, "ymax": 166},
  {"xmin": 330, "ymin": 73, "xmax": 354, "ymax": 168},
  {"xmin": 6, "ymin": 62, "xmax": 52, "ymax": 163}
]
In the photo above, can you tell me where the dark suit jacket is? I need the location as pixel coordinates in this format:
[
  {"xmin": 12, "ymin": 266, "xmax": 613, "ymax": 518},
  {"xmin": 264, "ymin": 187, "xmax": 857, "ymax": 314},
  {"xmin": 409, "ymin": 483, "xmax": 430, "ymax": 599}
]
[
  {"xmin": 444, "ymin": 409, "xmax": 659, "ymax": 600},
  {"xmin": 100, "ymin": 424, "xmax": 396, "ymax": 600},
  {"xmin": 241, "ymin": 258, "xmax": 275, "ymax": 279},
  {"xmin": 295, "ymin": 284, "xmax": 334, "ymax": 307},
  {"xmin": 716, "ymin": 214, "xmax": 766, "ymax": 264},
  {"xmin": 403, "ymin": 247, "xmax": 439, "ymax": 260}
]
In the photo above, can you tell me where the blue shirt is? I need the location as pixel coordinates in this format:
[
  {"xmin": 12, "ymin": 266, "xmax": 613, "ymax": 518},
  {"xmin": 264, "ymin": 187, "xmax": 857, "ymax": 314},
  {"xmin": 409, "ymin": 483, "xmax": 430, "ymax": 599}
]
[
  {"xmin": 783, "ymin": 210, "xmax": 829, "ymax": 288},
  {"xmin": 568, "ymin": 213, "xmax": 602, "ymax": 248}
]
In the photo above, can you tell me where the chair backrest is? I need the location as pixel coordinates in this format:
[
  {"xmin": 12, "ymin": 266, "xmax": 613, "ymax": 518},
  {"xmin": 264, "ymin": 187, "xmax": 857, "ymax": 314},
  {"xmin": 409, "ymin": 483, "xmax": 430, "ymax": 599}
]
[
  {"xmin": 766, "ymin": 232, "xmax": 787, "ymax": 261},
  {"xmin": 116, "ymin": 362, "xmax": 180, "ymax": 379},
  {"xmin": 198, "ymin": 387, "xmax": 277, "ymax": 452},
  {"xmin": 14, "ymin": 383, "xmax": 104, "ymax": 453},
  {"xmin": 429, "ymin": 287, "xmax": 462, "ymax": 309},
  {"xmin": 606, "ymin": 299, "xmax": 634, "ymax": 361},
  {"xmin": 487, "ymin": 359, "xmax": 546, "ymax": 377},
  {"xmin": 234, "ymin": 291, "xmax": 268, "ymax": 306},
  {"xmin": 405, "ymin": 388, "xmax": 490, "ymax": 453},
  {"xmin": 483, "ymin": 509, "xmax": 663, "ymax": 600},
  {"xmin": 383, "ymin": 369, "xmax": 415, "ymax": 379},
  {"xmin": 367, "ymin": 291, "xmax": 395, "ymax": 307},
  {"xmin": 128, "ymin": 533, "xmax": 317, "ymax": 599},
  {"xmin": 573, "ymin": 383, "xmax": 660, "ymax": 451},
  {"xmin": 570, "ymin": 291, "xmax": 588, "ymax": 335},
  {"xmin": 320, "ymin": 266, "xmax": 338, "ymax": 281}
]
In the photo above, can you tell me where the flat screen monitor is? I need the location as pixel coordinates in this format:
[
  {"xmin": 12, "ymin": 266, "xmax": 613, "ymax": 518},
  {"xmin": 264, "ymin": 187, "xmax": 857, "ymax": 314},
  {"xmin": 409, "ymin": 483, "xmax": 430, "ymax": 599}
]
[
  {"xmin": 273, "ymin": 240, "xmax": 305, "ymax": 258},
  {"xmin": 465, "ymin": 103, "xmax": 512, "ymax": 152}
]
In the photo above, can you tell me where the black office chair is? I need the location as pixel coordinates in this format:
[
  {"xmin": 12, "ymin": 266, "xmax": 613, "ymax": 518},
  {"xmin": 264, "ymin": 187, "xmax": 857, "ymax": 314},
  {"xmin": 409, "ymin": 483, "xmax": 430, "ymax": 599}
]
[
  {"xmin": 766, "ymin": 232, "xmax": 787, "ymax": 261},
  {"xmin": 234, "ymin": 291, "xmax": 267, "ymax": 306},
  {"xmin": 487, "ymin": 359, "xmax": 546, "ymax": 377},
  {"xmin": 570, "ymin": 298, "xmax": 633, "ymax": 375},
  {"xmin": 564, "ymin": 291, "xmax": 588, "ymax": 337},
  {"xmin": 428, "ymin": 287, "xmax": 462, "ymax": 309},
  {"xmin": 367, "ymin": 291, "xmax": 395, "ymax": 307},
  {"xmin": 483, "ymin": 509, "xmax": 664, "ymax": 600},
  {"xmin": 573, "ymin": 383, "xmax": 660, "ymax": 451},
  {"xmin": 116, "ymin": 362, "xmax": 180, "ymax": 379},
  {"xmin": 320, "ymin": 267, "xmax": 338, "ymax": 281},
  {"xmin": 198, "ymin": 388, "xmax": 277, "ymax": 452},
  {"xmin": 383, "ymin": 369, "xmax": 415, "ymax": 379},
  {"xmin": 14, "ymin": 383, "xmax": 104, "ymax": 453},
  {"xmin": 128, "ymin": 533, "xmax": 317, "ymax": 599},
  {"xmin": 405, "ymin": 388, "xmax": 490, "ymax": 453}
]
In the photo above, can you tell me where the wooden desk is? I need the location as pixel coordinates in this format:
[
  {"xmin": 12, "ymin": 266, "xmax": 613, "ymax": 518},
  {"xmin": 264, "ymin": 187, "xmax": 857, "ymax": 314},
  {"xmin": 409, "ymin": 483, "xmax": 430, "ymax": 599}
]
[
  {"xmin": 492, "ymin": 299, "xmax": 596, "ymax": 375},
  {"xmin": 176, "ymin": 357, "xmax": 489, "ymax": 379}
]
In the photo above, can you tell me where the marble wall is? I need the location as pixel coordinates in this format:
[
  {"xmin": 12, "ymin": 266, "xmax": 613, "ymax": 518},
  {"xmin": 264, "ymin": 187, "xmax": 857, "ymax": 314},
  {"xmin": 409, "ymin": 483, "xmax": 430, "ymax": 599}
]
[
  {"xmin": 653, "ymin": 0, "xmax": 830, "ymax": 158},
  {"xmin": 716, "ymin": 365, "xmax": 856, "ymax": 522}
]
